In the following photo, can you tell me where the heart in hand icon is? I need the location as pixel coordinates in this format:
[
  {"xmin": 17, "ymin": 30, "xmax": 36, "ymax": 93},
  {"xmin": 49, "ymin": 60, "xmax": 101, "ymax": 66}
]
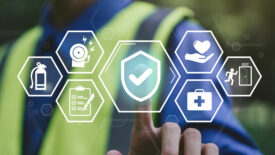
[{"xmin": 193, "ymin": 40, "xmax": 210, "ymax": 54}]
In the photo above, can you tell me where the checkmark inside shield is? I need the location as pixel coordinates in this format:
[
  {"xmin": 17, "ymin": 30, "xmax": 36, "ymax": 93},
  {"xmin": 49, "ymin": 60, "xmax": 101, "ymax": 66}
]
[{"xmin": 129, "ymin": 67, "xmax": 152, "ymax": 86}]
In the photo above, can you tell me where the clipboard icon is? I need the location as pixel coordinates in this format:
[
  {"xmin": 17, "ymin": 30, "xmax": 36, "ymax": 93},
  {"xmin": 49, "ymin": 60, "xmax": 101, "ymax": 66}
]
[{"xmin": 69, "ymin": 85, "xmax": 93, "ymax": 116}]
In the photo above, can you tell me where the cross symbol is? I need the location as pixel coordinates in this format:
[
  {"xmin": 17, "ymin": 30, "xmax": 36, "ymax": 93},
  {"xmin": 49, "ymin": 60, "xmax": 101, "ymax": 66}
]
[{"xmin": 194, "ymin": 96, "xmax": 205, "ymax": 107}]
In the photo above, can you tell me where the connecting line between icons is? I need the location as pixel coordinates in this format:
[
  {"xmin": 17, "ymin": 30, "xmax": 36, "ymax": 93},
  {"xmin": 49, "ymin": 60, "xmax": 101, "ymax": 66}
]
[
  {"xmin": 105, "ymin": 43, "xmax": 136, "ymax": 72},
  {"xmin": 169, "ymin": 67, "xmax": 176, "ymax": 84}
]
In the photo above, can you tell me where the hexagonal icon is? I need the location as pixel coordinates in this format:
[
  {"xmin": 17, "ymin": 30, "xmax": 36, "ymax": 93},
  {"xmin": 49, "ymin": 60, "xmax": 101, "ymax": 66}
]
[
  {"xmin": 56, "ymin": 79, "xmax": 104, "ymax": 123},
  {"xmin": 164, "ymin": 115, "xmax": 179, "ymax": 124},
  {"xmin": 217, "ymin": 56, "xmax": 262, "ymax": 97},
  {"xmin": 17, "ymin": 56, "xmax": 63, "ymax": 97},
  {"xmin": 41, "ymin": 104, "xmax": 53, "ymax": 116},
  {"xmin": 175, "ymin": 30, "xmax": 223, "ymax": 74},
  {"xmin": 175, "ymin": 79, "xmax": 223, "ymax": 123},
  {"xmin": 99, "ymin": 40, "xmax": 180, "ymax": 113},
  {"xmin": 56, "ymin": 30, "xmax": 104, "ymax": 74}
]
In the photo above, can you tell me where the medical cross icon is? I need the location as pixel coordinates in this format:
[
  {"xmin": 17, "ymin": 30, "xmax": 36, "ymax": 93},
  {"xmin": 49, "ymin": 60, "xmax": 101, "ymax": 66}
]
[
  {"xmin": 178, "ymin": 81, "xmax": 219, "ymax": 122},
  {"xmin": 194, "ymin": 96, "xmax": 205, "ymax": 107}
]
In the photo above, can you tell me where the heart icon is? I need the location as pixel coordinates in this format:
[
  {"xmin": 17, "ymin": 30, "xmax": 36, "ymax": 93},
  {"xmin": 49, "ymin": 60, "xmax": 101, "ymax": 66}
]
[{"xmin": 193, "ymin": 40, "xmax": 210, "ymax": 54}]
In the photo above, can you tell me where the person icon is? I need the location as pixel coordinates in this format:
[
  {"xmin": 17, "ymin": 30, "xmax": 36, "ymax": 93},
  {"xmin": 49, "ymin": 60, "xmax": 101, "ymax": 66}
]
[{"xmin": 225, "ymin": 68, "xmax": 238, "ymax": 86}]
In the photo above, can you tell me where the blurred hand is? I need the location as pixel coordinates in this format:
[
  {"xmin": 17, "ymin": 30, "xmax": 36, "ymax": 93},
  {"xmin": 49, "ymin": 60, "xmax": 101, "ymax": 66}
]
[{"xmin": 106, "ymin": 99, "xmax": 219, "ymax": 155}]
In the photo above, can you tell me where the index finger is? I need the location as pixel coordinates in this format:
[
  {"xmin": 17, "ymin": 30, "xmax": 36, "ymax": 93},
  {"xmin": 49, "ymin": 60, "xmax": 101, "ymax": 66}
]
[
  {"xmin": 130, "ymin": 64, "xmax": 155, "ymax": 129},
  {"xmin": 133, "ymin": 98, "xmax": 154, "ymax": 130}
]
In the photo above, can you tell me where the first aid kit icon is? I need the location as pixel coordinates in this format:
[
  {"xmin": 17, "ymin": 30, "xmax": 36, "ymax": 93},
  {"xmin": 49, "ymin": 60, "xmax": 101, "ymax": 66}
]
[{"xmin": 187, "ymin": 89, "xmax": 212, "ymax": 111}]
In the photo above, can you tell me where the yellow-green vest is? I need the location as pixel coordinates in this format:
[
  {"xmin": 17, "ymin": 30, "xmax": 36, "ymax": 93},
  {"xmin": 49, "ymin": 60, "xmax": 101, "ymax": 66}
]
[{"xmin": 0, "ymin": 1, "xmax": 193, "ymax": 155}]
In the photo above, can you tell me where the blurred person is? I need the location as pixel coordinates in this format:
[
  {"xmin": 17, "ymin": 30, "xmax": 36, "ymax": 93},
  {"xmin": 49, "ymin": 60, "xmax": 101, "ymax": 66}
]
[{"xmin": 0, "ymin": 0, "xmax": 262, "ymax": 154}]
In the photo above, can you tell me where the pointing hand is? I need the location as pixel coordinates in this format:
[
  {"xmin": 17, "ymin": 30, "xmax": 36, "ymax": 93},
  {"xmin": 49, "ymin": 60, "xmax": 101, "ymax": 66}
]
[{"xmin": 106, "ymin": 99, "xmax": 219, "ymax": 155}]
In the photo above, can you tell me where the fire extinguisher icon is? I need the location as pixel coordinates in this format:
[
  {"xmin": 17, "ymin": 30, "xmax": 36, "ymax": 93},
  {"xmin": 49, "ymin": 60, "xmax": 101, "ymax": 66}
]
[{"xmin": 30, "ymin": 62, "xmax": 47, "ymax": 90}]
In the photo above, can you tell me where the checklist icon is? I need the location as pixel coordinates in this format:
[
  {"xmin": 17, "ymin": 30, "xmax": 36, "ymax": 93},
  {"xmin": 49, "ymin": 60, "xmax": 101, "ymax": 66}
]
[{"xmin": 69, "ymin": 85, "xmax": 93, "ymax": 116}]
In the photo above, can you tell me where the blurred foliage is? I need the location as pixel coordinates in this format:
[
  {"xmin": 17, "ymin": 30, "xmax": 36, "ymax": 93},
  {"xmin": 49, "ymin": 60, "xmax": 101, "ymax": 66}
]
[
  {"xmin": 151, "ymin": 1, "xmax": 274, "ymax": 153},
  {"xmin": 153, "ymin": 0, "xmax": 275, "ymax": 102},
  {"xmin": 0, "ymin": 0, "xmax": 44, "ymax": 44},
  {"xmin": 0, "ymin": 0, "xmax": 274, "ymax": 154},
  {"xmin": 234, "ymin": 100, "xmax": 275, "ymax": 155}
]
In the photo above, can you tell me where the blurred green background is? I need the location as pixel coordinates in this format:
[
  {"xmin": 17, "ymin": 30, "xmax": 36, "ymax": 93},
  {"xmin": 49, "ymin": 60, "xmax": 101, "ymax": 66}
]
[{"xmin": 0, "ymin": 0, "xmax": 274, "ymax": 154}]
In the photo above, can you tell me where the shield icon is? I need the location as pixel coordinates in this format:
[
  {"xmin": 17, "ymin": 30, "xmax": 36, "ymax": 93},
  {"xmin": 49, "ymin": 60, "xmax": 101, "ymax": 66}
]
[{"xmin": 121, "ymin": 50, "xmax": 161, "ymax": 102}]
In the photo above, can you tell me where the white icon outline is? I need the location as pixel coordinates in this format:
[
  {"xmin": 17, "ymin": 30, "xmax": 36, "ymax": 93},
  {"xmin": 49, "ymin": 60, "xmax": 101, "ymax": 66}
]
[
  {"xmin": 55, "ymin": 30, "xmax": 104, "ymax": 74},
  {"xmin": 41, "ymin": 104, "xmax": 53, "ymax": 117},
  {"xmin": 99, "ymin": 40, "xmax": 180, "ymax": 113},
  {"xmin": 56, "ymin": 79, "xmax": 104, "ymax": 123},
  {"xmin": 185, "ymin": 40, "xmax": 214, "ymax": 64},
  {"xmin": 187, "ymin": 89, "xmax": 212, "ymax": 111},
  {"xmin": 128, "ymin": 68, "xmax": 152, "ymax": 86},
  {"xmin": 224, "ymin": 68, "xmax": 238, "ymax": 86},
  {"xmin": 175, "ymin": 30, "xmax": 224, "ymax": 74},
  {"xmin": 17, "ymin": 56, "xmax": 63, "ymax": 97},
  {"xmin": 238, "ymin": 64, "xmax": 253, "ymax": 86},
  {"xmin": 217, "ymin": 56, "xmax": 262, "ymax": 97},
  {"xmin": 175, "ymin": 79, "xmax": 223, "ymax": 123},
  {"xmin": 69, "ymin": 85, "xmax": 92, "ymax": 117},
  {"xmin": 193, "ymin": 40, "xmax": 211, "ymax": 54},
  {"xmin": 29, "ymin": 62, "xmax": 47, "ymax": 90},
  {"xmin": 70, "ymin": 43, "xmax": 90, "ymax": 68},
  {"xmin": 121, "ymin": 50, "xmax": 161, "ymax": 102}
]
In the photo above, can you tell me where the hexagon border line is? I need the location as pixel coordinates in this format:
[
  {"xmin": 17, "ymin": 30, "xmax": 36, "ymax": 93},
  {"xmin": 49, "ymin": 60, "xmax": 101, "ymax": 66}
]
[
  {"xmin": 41, "ymin": 104, "xmax": 54, "ymax": 117},
  {"xmin": 55, "ymin": 30, "xmax": 105, "ymax": 74},
  {"xmin": 174, "ymin": 79, "xmax": 224, "ymax": 123},
  {"xmin": 174, "ymin": 30, "xmax": 224, "ymax": 74},
  {"xmin": 216, "ymin": 56, "xmax": 262, "ymax": 97},
  {"xmin": 56, "ymin": 79, "xmax": 105, "ymax": 123},
  {"xmin": 99, "ymin": 40, "xmax": 181, "ymax": 113},
  {"xmin": 17, "ymin": 56, "xmax": 63, "ymax": 97}
]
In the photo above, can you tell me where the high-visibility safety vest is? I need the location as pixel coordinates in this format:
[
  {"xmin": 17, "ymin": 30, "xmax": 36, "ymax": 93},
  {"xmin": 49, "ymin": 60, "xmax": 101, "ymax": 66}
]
[{"xmin": 0, "ymin": 1, "xmax": 193, "ymax": 155}]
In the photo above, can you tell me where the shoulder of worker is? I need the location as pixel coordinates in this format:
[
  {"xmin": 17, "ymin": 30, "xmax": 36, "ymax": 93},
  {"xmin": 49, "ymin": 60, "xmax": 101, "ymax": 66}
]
[
  {"xmin": 136, "ymin": 1, "xmax": 196, "ymax": 29},
  {"xmin": 167, "ymin": 19, "xmax": 205, "ymax": 52},
  {"xmin": 0, "ymin": 26, "xmax": 42, "ymax": 62},
  {"xmin": 0, "ymin": 42, "xmax": 12, "ymax": 65},
  {"xmin": 0, "ymin": 46, "xmax": 5, "ymax": 64}
]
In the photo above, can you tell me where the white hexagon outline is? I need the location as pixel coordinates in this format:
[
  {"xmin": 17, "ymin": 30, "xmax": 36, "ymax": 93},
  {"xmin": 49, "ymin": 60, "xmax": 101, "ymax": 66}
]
[
  {"xmin": 56, "ymin": 79, "xmax": 104, "ymax": 123},
  {"xmin": 175, "ymin": 30, "xmax": 224, "ymax": 74},
  {"xmin": 216, "ymin": 56, "xmax": 262, "ymax": 97},
  {"xmin": 175, "ymin": 79, "xmax": 224, "ymax": 123},
  {"xmin": 121, "ymin": 50, "xmax": 161, "ymax": 102},
  {"xmin": 17, "ymin": 56, "xmax": 63, "ymax": 97},
  {"xmin": 41, "ymin": 104, "xmax": 53, "ymax": 116},
  {"xmin": 55, "ymin": 30, "xmax": 104, "ymax": 74},
  {"xmin": 99, "ymin": 40, "xmax": 180, "ymax": 113}
]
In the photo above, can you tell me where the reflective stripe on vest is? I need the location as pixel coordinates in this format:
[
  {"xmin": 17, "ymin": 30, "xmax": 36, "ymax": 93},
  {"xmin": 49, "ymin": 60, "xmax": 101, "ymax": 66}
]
[
  {"xmin": 0, "ymin": 26, "xmax": 43, "ymax": 155},
  {"xmin": 0, "ymin": 44, "xmax": 12, "ymax": 84},
  {"xmin": 0, "ymin": 45, "xmax": 7, "ymax": 64},
  {"xmin": 0, "ymin": 1, "xmax": 193, "ymax": 155},
  {"xmin": 40, "ymin": 2, "xmax": 157, "ymax": 155}
]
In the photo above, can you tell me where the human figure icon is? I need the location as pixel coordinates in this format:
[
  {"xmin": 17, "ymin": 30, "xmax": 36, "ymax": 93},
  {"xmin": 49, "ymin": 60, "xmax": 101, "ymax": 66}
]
[{"xmin": 225, "ymin": 68, "xmax": 238, "ymax": 86}]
